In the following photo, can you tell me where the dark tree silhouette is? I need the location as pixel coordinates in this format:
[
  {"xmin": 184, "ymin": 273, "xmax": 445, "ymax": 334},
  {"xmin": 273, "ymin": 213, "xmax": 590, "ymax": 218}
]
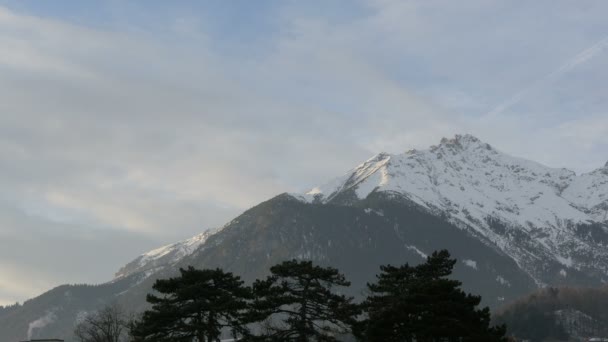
[
  {"xmin": 74, "ymin": 304, "xmax": 131, "ymax": 342},
  {"xmin": 131, "ymin": 266, "xmax": 251, "ymax": 342},
  {"xmin": 357, "ymin": 250, "xmax": 507, "ymax": 342},
  {"xmin": 493, "ymin": 285, "xmax": 608, "ymax": 340},
  {"xmin": 250, "ymin": 259, "xmax": 359, "ymax": 341}
]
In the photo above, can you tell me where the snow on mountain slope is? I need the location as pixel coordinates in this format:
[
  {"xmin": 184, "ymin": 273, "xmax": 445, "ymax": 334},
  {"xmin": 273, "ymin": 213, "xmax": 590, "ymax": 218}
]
[
  {"xmin": 563, "ymin": 163, "xmax": 608, "ymax": 222},
  {"xmin": 114, "ymin": 228, "xmax": 220, "ymax": 280},
  {"xmin": 292, "ymin": 134, "xmax": 608, "ymax": 285},
  {"xmin": 113, "ymin": 134, "xmax": 607, "ymax": 286}
]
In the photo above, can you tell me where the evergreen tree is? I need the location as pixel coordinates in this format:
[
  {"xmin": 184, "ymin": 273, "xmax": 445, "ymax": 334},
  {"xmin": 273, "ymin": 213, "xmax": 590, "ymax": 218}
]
[
  {"xmin": 357, "ymin": 250, "xmax": 507, "ymax": 342},
  {"xmin": 503, "ymin": 306, "xmax": 567, "ymax": 342},
  {"xmin": 131, "ymin": 266, "xmax": 251, "ymax": 342},
  {"xmin": 250, "ymin": 259, "xmax": 358, "ymax": 341}
]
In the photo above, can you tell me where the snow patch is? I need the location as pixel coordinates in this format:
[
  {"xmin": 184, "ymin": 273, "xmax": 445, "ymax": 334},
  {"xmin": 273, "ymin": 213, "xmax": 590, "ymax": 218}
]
[
  {"xmin": 406, "ymin": 245, "xmax": 427, "ymax": 259},
  {"xmin": 364, "ymin": 208, "xmax": 384, "ymax": 216},
  {"xmin": 138, "ymin": 230, "xmax": 211, "ymax": 267},
  {"xmin": 463, "ymin": 259, "xmax": 478, "ymax": 270},
  {"xmin": 114, "ymin": 227, "xmax": 222, "ymax": 280},
  {"xmin": 307, "ymin": 187, "xmax": 322, "ymax": 195},
  {"xmin": 496, "ymin": 275, "xmax": 511, "ymax": 287},
  {"xmin": 556, "ymin": 255, "xmax": 574, "ymax": 268}
]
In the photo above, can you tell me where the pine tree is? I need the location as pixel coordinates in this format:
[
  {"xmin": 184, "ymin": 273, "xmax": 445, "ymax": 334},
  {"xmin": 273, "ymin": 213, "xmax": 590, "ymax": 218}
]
[
  {"xmin": 249, "ymin": 259, "xmax": 359, "ymax": 341},
  {"xmin": 357, "ymin": 250, "xmax": 507, "ymax": 342},
  {"xmin": 131, "ymin": 266, "xmax": 251, "ymax": 342}
]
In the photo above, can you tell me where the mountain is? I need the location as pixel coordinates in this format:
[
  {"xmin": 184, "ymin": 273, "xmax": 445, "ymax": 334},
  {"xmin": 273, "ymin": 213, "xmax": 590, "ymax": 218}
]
[
  {"xmin": 293, "ymin": 134, "xmax": 608, "ymax": 287},
  {"xmin": 114, "ymin": 228, "xmax": 219, "ymax": 280},
  {"xmin": 2, "ymin": 134, "xmax": 607, "ymax": 341},
  {"xmin": 494, "ymin": 285, "xmax": 608, "ymax": 341}
]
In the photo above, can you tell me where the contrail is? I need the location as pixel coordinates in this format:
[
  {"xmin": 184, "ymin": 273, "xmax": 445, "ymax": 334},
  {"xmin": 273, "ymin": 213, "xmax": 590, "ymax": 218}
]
[{"xmin": 487, "ymin": 35, "xmax": 608, "ymax": 117}]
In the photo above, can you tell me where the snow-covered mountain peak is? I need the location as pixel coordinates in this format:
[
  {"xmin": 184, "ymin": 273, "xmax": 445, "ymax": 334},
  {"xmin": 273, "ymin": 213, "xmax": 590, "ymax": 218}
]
[
  {"xmin": 293, "ymin": 134, "xmax": 608, "ymax": 284},
  {"xmin": 302, "ymin": 151, "xmax": 391, "ymax": 200},
  {"xmin": 436, "ymin": 134, "xmax": 488, "ymax": 151},
  {"xmin": 300, "ymin": 134, "xmax": 579, "ymax": 207}
]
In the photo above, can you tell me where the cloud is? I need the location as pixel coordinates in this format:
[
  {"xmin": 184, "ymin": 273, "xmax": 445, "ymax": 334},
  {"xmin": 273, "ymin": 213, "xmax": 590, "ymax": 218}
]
[
  {"xmin": 487, "ymin": 35, "xmax": 608, "ymax": 117},
  {"xmin": 0, "ymin": 4, "xmax": 402, "ymax": 303},
  {"xmin": 1, "ymin": 1, "xmax": 608, "ymax": 305},
  {"xmin": 0, "ymin": 202, "xmax": 161, "ymax": 305}
]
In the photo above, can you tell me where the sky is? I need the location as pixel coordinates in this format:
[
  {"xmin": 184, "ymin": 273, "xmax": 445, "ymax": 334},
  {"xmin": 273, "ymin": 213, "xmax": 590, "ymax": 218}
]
[{"xmin": 1, "ymin": 0, "xmax": 608, "ymax": 306}]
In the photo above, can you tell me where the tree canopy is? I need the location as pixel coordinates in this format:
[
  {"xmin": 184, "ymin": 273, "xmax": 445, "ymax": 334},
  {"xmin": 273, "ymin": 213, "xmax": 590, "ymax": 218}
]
[
  {"xmin": 122, "ymin": 250, "xmax": 509, "ymax": 342},
  {"xmin": 131, "ymin": 266, "xmax": 251, "ymax": 342},
  {"xmin": 250, "ymin": 259, "xmax": 359, "ymax": 341},
  {"xmin": 356, "ymin": 250, "xmax": 507, "ymax": 342}
]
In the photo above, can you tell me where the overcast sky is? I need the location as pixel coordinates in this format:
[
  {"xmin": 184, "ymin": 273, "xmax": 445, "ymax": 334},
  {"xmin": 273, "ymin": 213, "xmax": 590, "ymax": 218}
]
[{"xmin": 1, "ymin": 0, "xmax": 608, "ymax": 305}]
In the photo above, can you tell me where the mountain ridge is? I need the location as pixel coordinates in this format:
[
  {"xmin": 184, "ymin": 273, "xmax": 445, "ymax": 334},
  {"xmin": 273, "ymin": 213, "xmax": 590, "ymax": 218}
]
[
  {"xmin": 3, "ymin": 134, "xmax": 608, "ymax": 341},
  {"xmin": 120, "ymin": 134, "xmax": 608, "ymax": 287},
  {"xmin": 113, "ymin": 228, "xmax": 221, "ymax": 280},
  {"xmin": 290, "ymin": 134, "xmax": 608, "ymax": 286}
]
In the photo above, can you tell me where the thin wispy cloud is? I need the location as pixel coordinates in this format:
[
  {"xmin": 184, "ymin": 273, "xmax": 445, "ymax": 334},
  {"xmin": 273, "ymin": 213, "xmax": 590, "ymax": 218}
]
[{"xmin": 487, "ymin": 34, "xmax": 608, "ymax": 118}]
